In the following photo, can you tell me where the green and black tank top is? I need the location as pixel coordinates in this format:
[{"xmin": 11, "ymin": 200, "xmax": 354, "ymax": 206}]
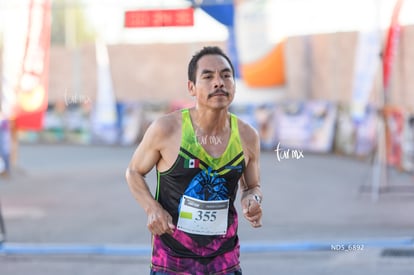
[{"xmin": 151, "ymin": 108, "xmax": 245, "ymax": 273}]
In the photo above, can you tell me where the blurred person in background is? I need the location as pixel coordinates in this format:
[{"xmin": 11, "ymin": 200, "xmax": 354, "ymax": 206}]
[{"xmin": 126, "ymin": 46, "xmax": 263, "ymax": 275}]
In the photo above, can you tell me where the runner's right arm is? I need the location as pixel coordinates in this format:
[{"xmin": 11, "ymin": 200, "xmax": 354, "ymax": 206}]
[{"xmin": 125, "ymin": 120, "xmax": 175, "ymax": 235}]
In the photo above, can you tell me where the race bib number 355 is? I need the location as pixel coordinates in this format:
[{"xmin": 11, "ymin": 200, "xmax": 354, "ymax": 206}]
[{"xmin": 177, "ymin": 195, "xmax": 229, "ymax": 235}]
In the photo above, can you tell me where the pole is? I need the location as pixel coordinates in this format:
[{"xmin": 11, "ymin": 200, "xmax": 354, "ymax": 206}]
[
  {"xmin": 371, "ymin": 112, "xmax": 387, "ymax": 201},
  {"xmin": 371, "ymin": 0, "xmax": 405, "ymax": 200},
  {"xmin": 0, "ymin": 201, "xmax": 6, "ymax": 243},
  {"xmin": 10, "ymin": 119, "xmax": 19, "ymax": 171},
  {"xmin": 371, "ymin": 0, "xmax": 388, "ymax": 201}
]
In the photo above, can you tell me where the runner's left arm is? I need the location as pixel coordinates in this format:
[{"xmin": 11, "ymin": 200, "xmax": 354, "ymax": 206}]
[{"xmin": 239, "ymin": 122, "xmax": 263, "ymax": 228}]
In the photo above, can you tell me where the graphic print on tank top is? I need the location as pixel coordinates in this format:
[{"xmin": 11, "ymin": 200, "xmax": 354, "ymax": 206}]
[{"xmin": 184, "ymin": 166, "xmax": 228, "ymax": 201}]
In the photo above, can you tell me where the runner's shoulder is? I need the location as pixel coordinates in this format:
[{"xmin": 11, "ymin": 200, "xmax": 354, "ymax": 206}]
[
  {"xmin": 236, "ymin": 117, "xmax": 259, "ymax": 144},
  {"xmin": 148, "ymin": 110, "xmax": 181, "ymax": 137}
]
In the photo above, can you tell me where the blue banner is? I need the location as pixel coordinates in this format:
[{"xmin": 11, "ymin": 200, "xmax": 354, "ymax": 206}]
[
  {"xmin": 193, "ymin": 0, "xmax": 240, "ymax": 77},
  {"xmin": 197, "ymin": 1, "xmax": 234, "ymax": 27}
]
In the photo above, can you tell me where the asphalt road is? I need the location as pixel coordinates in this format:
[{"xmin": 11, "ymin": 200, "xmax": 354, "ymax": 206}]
[{"xmin": 1, "ymin": 144, "xmax": 414, "ymax": 274}]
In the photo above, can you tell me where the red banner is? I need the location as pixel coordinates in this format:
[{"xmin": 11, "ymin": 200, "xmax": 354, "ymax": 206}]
[
  {"xmin": 382, "ymin": 0, "xmax": 404, "ymax": 94},
  {"xmin": 124, "ymin": 8, "xmax": 194, "ymax": 28},
  {"xmin": 14, "ymin": 0, "xmax": 51, "ymax": 130}
]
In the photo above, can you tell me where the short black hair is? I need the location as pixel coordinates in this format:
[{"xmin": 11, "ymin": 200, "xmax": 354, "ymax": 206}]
[{"xmin": 188, "ymin": 46, "xmax": 235, "ymax": 83}]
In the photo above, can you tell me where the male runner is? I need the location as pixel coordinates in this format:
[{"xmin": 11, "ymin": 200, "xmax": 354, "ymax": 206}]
[{"xmin": 126, "ymin": 46, "xmax": 263, "ymax": 275}]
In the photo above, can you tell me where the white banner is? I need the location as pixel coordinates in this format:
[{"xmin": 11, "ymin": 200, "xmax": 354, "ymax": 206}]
[
  {"xmin": 90, "ymin": 40, "xmax": 118, "ymax": 144},
  {"xmin": 351, "ymin": 30, "xmax": 381, "ymax": 122}
]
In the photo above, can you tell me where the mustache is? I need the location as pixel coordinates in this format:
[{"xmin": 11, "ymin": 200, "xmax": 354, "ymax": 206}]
[{"xmin": 208, "ymin": 89, "xmax": 230, "ymax": 99}]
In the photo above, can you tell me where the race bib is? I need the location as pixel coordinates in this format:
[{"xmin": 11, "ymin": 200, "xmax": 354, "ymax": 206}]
[{"xmin": 177, "ymin": 195, "xmax": 229, "ymax": 235}]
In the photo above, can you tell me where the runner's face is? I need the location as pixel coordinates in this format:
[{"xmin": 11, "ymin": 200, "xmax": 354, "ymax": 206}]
[{"xmin": 188, "ymin": 54, "xmax": 235, "ymax": 110}]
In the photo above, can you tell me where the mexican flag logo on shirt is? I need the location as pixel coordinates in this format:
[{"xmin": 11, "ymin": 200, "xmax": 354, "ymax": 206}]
[{"xmin": 184, "ymin": 158, "xmax": 200, "ymax": 168}]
